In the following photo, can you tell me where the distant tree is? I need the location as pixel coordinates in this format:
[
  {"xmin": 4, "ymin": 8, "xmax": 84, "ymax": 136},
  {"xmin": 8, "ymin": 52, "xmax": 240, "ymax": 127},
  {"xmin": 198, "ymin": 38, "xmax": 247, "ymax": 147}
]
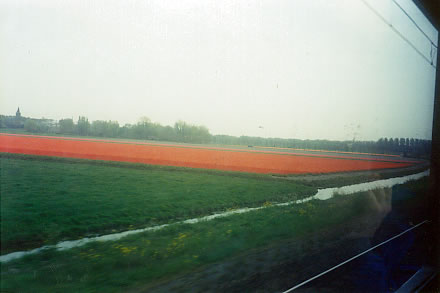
[
  {"xmin": 77, "ymin": 116, "xmax": 90, "ymax": 136},
  {"xmin": 414, "ymin": 139, "xmax": 421, "ymax": 155},
  {"xmin": 174, "ymin": 120, "xmax": 187, "ymax": 141},
  {"xmin": 90, "ymin": 120, "xmax": 119, "ymax": 137},
  {"xmin": 59, "ymin": 118, "xmax": 75, "ymax": 134},
  {"xmin": 0, "ymin": 115, "xmax": 5, "ymax": 128},
  {"xmin": 383, "ymin": 138, "xmax": 389, "ymax": 153},
  {"xmin": 410, "ymin": 138, "xmax": 415, "ymax": 151},
  {"xmin": 156, "ymin": 125, "xmax": 175, "ymax": 141},
  {"xmin": 134, "ymin": 117, "xmax": 152, "ymax": 140},
  {"xmin": 107, "ymin": 121, "xmax": 120, "ymax": 137},
  {"xmin": 377, "ymin": 138, "xmax": 384, "ymax": 153},
  {"xmin": 119, "ymin": 124, "xmax": 134, "ymax": 138},
  {"xmin": 399, "ymin": 138, "xmax": 405, "ymax": 152},
  {"xmin": 24, "ymin": 120, "xmax": 41, "ymax": 132},
  {"xmin": 138, "ymin": 116, "xmax": 151, "ymax": 127},
  {"xmin": 192, "ymin": 125, "xmax": 211, "ymax": 143},
  {"xmin": 393, "ymin": 138, "xmax": 399, "ymax": 153},
  {"xmin": 91, "ymin": 120, "xmax": 107, "ymax": 137},
  {"xmin": 172, "ymin": 120, "xmax": 211, "ymax": 143}
]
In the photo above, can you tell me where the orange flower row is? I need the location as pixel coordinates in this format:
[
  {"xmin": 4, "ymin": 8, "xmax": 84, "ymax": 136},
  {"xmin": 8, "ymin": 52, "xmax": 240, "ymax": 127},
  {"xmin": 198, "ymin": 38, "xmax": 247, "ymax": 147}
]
[{"xmin": 0, "ymin": 134, "xmax": 414, "ymax": 174}]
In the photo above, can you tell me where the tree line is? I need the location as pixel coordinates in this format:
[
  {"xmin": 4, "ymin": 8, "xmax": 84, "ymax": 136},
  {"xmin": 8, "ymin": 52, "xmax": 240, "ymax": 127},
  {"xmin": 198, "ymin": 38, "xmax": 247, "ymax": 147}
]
[
  {"xmin": 0, "ymin": 114, "xmax": 432, "ymax": 158},
  {"xmin": 55, "ymin": 116, "xmax": 212, "ymax": 144},
  {"xmin": 211, "ymin": 135, "xmax": 431, "ymax": 158},
  {"xmin": 0, "ymin": 115, "xmax": 211, "ymax": 144}
]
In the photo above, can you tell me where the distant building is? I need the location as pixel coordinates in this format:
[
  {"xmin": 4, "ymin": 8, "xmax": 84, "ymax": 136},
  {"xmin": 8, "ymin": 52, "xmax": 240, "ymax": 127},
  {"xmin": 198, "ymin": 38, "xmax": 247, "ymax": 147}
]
[{"xmin": 0, "ymin": 107, "xmax": 25, "ymax": 128}]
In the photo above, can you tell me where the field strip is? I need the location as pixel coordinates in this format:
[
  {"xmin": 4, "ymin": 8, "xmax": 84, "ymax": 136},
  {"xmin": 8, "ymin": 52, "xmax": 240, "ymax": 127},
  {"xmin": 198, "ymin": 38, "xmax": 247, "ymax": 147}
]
[
  {"xmin": 0, "ymin": 133, "xmax": 416, "ymax": 163},
  {"xmin": 0, "ymin": 136, "xmax": 416, "ymax": 175},
  {"xmin": 253, "ymin": 145, "xmax": 401, "ymax": 158},
  {"xmin": 0, "ymin": 170, "xmax": 429, "ymax": 263},
  {"xmin": 0, "ymin": 133, "xmax": 399, "ymax": 159}
]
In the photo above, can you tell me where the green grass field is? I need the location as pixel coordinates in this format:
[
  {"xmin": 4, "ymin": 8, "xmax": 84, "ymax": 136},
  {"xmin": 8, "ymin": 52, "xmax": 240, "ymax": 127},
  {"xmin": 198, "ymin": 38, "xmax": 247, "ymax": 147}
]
[
  {"xmin": 0, "ymin": 153, "xmax": 431, "ymax": 292},
  {"xmin": 1, "ymin": 154, "xmax": 316, "ymax": 253},
  {"xmin": 0, "ymin": 192, "xmax": 378, "ymax": 292},
  {"xmin": 1, "ymin": 176, "xmax": 430, "ymax": 293}
]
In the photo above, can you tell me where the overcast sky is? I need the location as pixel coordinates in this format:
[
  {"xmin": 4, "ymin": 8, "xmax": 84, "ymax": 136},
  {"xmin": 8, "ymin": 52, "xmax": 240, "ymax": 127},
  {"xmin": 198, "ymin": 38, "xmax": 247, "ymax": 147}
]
[{"xmin": 0, "ymin": 0, "xmax": 437, "ymax": 140}]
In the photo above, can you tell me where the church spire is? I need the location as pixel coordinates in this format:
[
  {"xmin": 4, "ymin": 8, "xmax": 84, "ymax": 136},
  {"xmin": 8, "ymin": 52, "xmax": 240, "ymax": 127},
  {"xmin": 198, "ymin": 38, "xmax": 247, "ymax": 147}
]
[{"xmin": 16, "ymin": 107, "xmax": 21, "ymax": 118}]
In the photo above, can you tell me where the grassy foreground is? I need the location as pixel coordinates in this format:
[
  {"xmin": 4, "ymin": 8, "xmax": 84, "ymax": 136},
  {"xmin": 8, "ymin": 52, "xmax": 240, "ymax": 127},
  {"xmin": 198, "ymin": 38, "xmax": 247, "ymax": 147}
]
[
  {"xmin": 0, "ymin": 192, "xmax": 376, "ymax": 292},
  {"xmin": 1, "ymin": 154, "xmax": 316, "ymax": 253},
  {"xmin": 1, "ymin": 177, "xmax": 430, "ymax": 292}
]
